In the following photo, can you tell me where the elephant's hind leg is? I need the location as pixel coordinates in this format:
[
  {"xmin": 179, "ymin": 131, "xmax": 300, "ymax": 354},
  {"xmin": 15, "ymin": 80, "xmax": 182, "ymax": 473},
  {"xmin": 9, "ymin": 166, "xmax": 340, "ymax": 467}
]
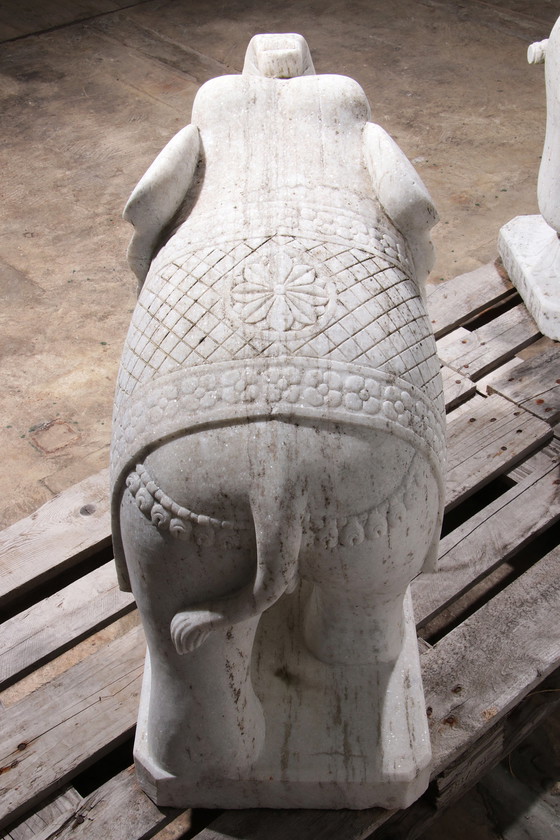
[
  {"xmin": 120, "ymin": 455, "xmax": 265, "ymax": 779},
  {"xmin": 302, "ymin": 451, "xmax": 440, "ymax": 665}
]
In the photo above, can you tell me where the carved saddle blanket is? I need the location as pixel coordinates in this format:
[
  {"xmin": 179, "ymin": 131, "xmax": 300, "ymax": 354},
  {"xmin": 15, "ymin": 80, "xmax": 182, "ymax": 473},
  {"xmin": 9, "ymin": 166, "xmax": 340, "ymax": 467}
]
[{"xmin": 112, "ymin": 196, "xmax": 445, "ymax": 480}]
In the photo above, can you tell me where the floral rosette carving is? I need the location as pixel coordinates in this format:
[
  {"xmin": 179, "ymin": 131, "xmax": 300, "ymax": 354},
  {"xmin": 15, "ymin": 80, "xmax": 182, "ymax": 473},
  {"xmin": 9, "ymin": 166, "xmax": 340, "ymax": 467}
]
[{"xmin": 229, "ymin": 251, "xmax": 333, "ymax": 333}]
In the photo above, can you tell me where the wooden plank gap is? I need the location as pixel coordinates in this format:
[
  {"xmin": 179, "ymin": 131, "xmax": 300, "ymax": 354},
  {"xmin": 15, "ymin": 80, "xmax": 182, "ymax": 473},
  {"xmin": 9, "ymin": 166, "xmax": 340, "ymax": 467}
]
[
  {"xmin": 0, "ymin": 469, "xmax": 111, "ymax": 609},
  {"xmin": 488, "ymin": 344, "xmax": 560, "ymax": 424},
  {"xmin": 441, "ymin": 365, "xmax": 476, "ymax": 413},
  {"xmin": 427, "ymin": 262, "xmax": 513, "ymax": 340},
  {"xmin": 414, "ymin": 458, "xmax": 560, "ymax": 628},
  {"xmin": 437, "ymin": 304, "xmax": 541, "ymax": 382},
  {"xmin": 445, "ymin": 393, "xmax": 553, "ymax": 509},
  {"xmin": 0, "ymin": 561, "xmax": 135, "ymax": 690}
]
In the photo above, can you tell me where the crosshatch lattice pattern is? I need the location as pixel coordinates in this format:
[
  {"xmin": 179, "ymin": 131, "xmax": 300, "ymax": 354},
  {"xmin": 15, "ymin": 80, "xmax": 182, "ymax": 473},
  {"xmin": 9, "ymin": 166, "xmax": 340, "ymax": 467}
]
[{"xmin": 116, "ymin": 233, "xmax": 442, "ymax": 416}]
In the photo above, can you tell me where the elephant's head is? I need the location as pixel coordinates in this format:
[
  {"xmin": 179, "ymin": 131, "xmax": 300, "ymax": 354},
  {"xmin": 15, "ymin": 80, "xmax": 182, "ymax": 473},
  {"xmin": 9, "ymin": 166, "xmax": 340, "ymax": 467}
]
[{"xmin": 242, "ymin": 33, "xmax": 315, "ymax": 79}]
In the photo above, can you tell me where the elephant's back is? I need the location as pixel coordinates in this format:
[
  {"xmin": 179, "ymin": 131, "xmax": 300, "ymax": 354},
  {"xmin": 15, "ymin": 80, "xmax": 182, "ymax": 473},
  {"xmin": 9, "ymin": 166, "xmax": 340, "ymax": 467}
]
[{"xmin": 115, "ymin": 207, "xmax": 441, "ymax": 417}]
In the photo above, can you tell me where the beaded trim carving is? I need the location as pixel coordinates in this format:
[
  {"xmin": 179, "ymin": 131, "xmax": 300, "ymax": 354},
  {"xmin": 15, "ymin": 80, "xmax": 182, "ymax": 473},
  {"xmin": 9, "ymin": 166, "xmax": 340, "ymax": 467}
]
[
  {"xmin": 127, "ymin": 450, "xmax": 426, "ymax": 551},
  {"xmin": 126, "ymin": 464, "xmax": 233, "ymax": 544}
]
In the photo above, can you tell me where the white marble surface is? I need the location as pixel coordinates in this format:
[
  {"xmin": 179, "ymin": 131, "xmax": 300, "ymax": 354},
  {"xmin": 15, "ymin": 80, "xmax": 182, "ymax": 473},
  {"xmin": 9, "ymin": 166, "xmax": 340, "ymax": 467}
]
[
  {"xmin": 134, "ymin": 588, "xmax": 432, "ymax": 809},
  {"xmin": 499, "ymin": 215, "xmax": 560, "ymax": 340},
  {"xmin": 111, "ymin": 33, "xmax": 445, "ymax": 809},
  {"xmin": 498, "ymin": 16, "xmax": 560, "ymax": 340}
]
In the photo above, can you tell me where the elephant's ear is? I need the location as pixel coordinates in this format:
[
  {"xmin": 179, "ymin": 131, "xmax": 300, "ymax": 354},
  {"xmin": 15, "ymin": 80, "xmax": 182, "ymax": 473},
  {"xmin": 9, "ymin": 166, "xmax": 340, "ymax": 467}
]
[
  {"xmin": 123, "ymin": 124, "xmax": 201, "ymax": 288},
  {"xmin": 363, "ymin": 123, "xmax": 438, "ymax": 287}
]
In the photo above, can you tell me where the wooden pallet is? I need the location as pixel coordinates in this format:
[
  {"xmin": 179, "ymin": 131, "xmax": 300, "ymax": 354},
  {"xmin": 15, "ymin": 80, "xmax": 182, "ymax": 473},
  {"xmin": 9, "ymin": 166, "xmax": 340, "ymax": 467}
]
[{"xmin": 1, "ymin": 261, "xmax": 559, "ymax": 840}]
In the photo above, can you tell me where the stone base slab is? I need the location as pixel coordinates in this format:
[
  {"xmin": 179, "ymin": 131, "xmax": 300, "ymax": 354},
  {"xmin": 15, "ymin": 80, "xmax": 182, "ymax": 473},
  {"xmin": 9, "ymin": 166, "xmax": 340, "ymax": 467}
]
[{"xmin": 498, "ymin": 214, "xmax": 560, "ymax": 341}]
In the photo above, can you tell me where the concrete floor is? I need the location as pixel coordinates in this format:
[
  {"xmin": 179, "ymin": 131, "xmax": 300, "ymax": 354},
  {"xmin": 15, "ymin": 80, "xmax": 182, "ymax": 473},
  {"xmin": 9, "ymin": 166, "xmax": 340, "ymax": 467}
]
[{"xmin": 1, "ymin": 0, "xmax": 559, "ymax": 836}]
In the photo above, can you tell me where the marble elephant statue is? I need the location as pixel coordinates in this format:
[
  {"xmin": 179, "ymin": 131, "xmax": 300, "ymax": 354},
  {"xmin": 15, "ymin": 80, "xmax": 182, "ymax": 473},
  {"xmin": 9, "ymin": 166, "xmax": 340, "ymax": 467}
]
[{"xmin": 111, "ymin": 34, "xmax": 446, "ymax": 810}]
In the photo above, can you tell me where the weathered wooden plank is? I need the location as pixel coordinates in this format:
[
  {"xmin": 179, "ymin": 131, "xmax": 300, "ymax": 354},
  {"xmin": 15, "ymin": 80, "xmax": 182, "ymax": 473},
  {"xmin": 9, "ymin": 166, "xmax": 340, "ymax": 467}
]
[
  {"xmin": 445, "ymin": 393, "xmax": 552, "ymax": 509},
  {"xmin": 426, "ymin": 263, "xmax": 514, "ymax": 340},
  {"xmin": 0, "ymin": 787, "xmax": 83, "ymax": 840},
  {"xmin": 433, "ymin": 669, "xmax": 560, "ymax": 807},
  {"xmin": 372, "ymin": 670, "xmax": 560, "ymax": 839},
  {"xmin": 507, "ymin": 435, "xmax": 560, "ymax": 483},
  {"xmin": 424, "ymin": 544, "xmax": 560, "ymax": 777},
  {"xmin": 6, "ymin": 764, "xmax": 393, "ymax": 840},
  {"xmin": 413, "ymin": 452, "xmax": 560, "ymax": 627},
  {"xmin": 0, "ymin": 562, "xmax": 134, "ymax": 689},
  {"xmin": 474, "ymin": 356, "xmax": 521, "ymax": 396},
  {"xmin": 437, "ymin": 304, "xmax": 540, "ymax": 381},
  {"xmin": 441, "ymin": 365, "xmax": 476, "ymax": 412},
  {"xmin": 488, "ymin": 344, "xmax": 560, "ymax": 424},
  {"xmin": 29, "ymin": 767, "xmax": 179, "ymax": 840},
  {"xmin": 0, "ymin": 468, "xmax": 110, "ymax": 609},
  {"xmin": 0, "ymin": 625, "xmax": 145, "ymax": 830}
]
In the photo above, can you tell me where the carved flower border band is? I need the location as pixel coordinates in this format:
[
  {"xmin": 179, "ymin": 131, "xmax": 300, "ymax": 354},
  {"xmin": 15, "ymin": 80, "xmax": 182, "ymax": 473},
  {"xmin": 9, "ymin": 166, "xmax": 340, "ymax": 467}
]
[{"xmin": 112, "ymin": 357, "xmax": 446, "ymax": 492}]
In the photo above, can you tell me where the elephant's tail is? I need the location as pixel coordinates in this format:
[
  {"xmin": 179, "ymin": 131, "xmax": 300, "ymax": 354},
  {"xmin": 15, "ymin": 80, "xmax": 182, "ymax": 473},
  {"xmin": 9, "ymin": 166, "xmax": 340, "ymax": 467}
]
[
  {"xmin": 171, "ymin": 468, "xmax": 306, "ymax": 655},
  {"xmin": 249, "ymin": 476, "xmax": 306, "ymax": 609}
]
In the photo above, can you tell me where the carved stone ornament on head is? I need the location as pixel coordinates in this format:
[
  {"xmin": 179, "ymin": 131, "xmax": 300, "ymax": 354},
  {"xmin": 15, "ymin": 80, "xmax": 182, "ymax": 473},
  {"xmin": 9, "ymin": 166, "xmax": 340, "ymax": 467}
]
[
  {"xmin": 498, "ymin": 17, "xmax": 560, "ymax": 340},
  {"xmin": 111, "ymin": 32, "xmax": 446, "ymax": 810}
]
